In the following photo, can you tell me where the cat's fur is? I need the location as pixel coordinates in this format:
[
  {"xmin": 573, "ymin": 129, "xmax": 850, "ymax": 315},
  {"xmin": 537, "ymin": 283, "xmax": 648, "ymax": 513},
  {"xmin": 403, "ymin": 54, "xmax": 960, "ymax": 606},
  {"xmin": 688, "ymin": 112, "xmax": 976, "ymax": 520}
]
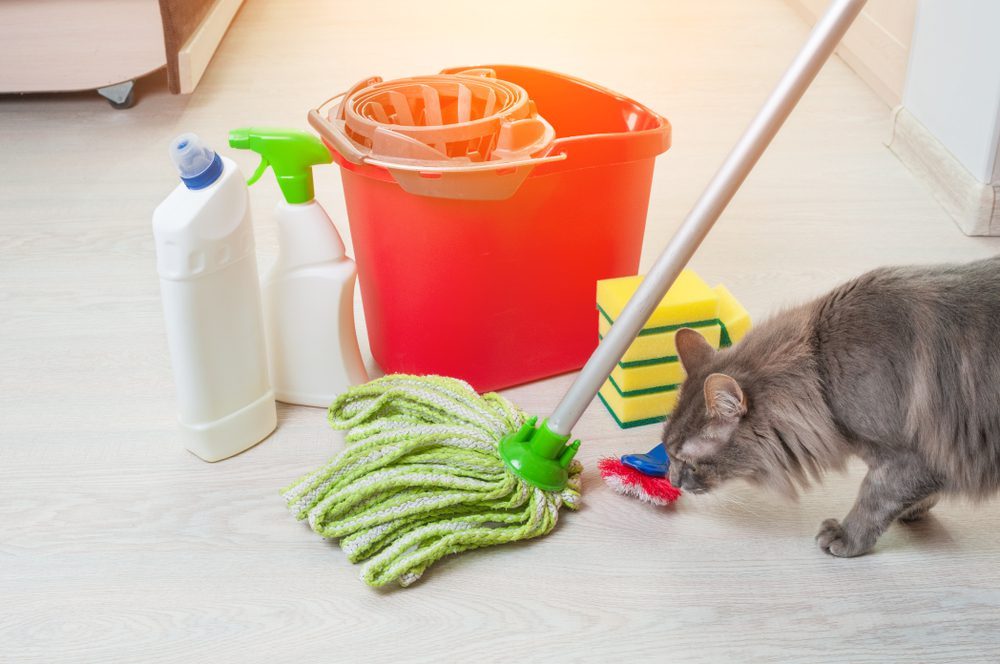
[{"xmin": 663, "ymin": 255, "xmax": 1000, "ymax": 557}]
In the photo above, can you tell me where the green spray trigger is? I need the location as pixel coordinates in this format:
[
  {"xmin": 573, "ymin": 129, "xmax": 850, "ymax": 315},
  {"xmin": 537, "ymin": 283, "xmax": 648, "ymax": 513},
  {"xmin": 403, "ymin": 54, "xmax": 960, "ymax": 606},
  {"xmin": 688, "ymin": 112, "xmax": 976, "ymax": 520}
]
[
  {"xmin": 228, "ymin": 127, "xmax": 332, "ymax": 204},
  {"xmin": 246, "ymin": 157, "xmax": 270, "ymax": 187}
]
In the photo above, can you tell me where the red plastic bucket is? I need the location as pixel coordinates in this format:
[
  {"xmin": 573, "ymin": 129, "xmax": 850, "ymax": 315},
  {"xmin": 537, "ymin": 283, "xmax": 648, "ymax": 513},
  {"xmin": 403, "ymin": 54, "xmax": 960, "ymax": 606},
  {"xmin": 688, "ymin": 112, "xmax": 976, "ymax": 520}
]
[{"xmin": 314, "ymin": 65, "xmax": 671, "ymax": 391}]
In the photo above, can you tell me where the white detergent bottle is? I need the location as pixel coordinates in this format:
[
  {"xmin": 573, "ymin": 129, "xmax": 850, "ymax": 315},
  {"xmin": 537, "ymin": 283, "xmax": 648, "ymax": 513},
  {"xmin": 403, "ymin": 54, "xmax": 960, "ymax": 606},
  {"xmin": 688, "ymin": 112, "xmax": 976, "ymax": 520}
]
[
  {"xmin": 153, "ymin": 133, "xmax": 277, "ymax": 461},
  {"xmin": 229, "ymin": 127, "xmax": 368, "ymax": 407}
]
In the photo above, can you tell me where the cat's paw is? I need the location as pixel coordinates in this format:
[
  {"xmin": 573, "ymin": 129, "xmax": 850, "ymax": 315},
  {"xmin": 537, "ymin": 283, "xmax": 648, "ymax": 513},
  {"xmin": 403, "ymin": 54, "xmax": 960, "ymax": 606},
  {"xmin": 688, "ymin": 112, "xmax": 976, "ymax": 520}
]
[{"xmin": 815, "ymin": 518, "xmax": 869, "ymax": 557}]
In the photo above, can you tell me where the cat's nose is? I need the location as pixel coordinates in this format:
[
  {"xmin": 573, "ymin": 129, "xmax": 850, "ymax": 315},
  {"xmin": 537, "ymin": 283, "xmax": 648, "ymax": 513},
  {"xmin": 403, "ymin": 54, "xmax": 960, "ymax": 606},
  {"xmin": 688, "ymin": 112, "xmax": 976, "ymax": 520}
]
[
  {"xmin": 679, "ymin": 476, "xmax": 704, "ymax": 493},
  {"xmin": 677, "ymin": 462, "xmax": 704, "ymax": 493},
  {"xmin": 681, "ymin": 479, "xmax": 707, "ymax": 493}
]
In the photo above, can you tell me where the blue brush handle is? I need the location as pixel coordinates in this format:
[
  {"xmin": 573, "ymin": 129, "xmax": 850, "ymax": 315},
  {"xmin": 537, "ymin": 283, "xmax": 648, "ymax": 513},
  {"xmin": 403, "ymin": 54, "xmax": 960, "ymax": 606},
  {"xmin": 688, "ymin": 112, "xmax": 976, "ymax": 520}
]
[{"xmin": 621, "ymin": 442, "xmax": 670, "ymax": 477}]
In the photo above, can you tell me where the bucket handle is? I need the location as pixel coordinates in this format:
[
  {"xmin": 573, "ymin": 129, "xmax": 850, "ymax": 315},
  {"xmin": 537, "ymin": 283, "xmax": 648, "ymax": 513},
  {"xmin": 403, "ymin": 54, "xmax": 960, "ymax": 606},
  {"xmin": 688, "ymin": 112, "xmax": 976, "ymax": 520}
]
[
  {"xmin": 308, "ymin": 88, "xmax": 370, "ymax": 164},
  {"xmin": 309, "ymin": 106, "xmax": 368, "ymax": 164},
  {"xmin": 308, "ymin": 77, "xmax": 385, "ymax": 164}
]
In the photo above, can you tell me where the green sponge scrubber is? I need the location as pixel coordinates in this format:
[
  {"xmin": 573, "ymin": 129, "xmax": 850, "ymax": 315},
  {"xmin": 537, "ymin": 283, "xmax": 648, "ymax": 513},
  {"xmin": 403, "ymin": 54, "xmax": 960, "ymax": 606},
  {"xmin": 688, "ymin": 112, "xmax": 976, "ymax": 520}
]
[{"xmin": 283, "ymin": 374, "xmax": 582, "ymax": 587}]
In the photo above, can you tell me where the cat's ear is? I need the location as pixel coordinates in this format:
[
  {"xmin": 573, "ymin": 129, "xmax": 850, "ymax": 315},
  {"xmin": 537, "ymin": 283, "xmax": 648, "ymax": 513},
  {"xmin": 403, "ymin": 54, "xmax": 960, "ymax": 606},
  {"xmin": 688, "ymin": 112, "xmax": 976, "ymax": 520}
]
[
  {"xmin": 676, "ymin": 328, "xmax": 715, "ymax": 374},
  {"xmin": 704, "ymin": 373, "xmax": 747, "ymax": 420}
]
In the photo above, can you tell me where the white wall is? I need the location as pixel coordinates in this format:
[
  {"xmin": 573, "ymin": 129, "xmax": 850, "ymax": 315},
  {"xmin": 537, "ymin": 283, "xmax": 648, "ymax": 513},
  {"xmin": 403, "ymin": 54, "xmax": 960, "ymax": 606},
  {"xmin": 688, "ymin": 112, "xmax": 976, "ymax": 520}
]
[{"xmin": 903, "ymin": 0, "xmax": 1000, "ymax": 185}]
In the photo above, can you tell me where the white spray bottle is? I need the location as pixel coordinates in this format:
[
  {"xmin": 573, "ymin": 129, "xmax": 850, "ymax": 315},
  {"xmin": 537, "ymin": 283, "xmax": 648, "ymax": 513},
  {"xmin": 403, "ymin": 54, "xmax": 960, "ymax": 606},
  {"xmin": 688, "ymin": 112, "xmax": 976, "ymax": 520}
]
[
  {"xmin": 153, "ymin": 133, "xmax": 277, "ymax": 461},
  {"xmin": 229, "ymin": 127, "xmax": 368, "ymax": 407}
]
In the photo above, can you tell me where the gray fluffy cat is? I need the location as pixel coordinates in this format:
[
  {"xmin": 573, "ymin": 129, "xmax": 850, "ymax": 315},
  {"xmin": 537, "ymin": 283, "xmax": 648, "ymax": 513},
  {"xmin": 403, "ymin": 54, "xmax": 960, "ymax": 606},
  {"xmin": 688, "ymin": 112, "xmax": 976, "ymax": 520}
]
[{"xmin": 663, "ymin": 255, "xmax": 1000, "ymax": 556}]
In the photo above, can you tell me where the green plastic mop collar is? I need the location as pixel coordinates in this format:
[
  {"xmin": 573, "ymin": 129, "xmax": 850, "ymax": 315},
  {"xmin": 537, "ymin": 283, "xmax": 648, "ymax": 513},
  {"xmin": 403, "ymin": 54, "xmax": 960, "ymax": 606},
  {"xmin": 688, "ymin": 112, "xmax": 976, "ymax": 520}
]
[{"xmin": 498, "ymin": 417, "xmax": 580, "ymax": 492}]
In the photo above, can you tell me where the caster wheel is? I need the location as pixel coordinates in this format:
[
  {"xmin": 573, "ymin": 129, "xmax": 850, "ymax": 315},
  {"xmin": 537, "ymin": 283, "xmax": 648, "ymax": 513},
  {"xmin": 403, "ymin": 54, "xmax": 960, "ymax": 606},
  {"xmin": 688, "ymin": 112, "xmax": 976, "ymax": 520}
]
[
  {"xmin": 108, "ymin": 89, "xmax": 135, "ymax": 109},
  {"xmin": 97, "ymin": 80, "xmax": 136, "ymax": 109}
]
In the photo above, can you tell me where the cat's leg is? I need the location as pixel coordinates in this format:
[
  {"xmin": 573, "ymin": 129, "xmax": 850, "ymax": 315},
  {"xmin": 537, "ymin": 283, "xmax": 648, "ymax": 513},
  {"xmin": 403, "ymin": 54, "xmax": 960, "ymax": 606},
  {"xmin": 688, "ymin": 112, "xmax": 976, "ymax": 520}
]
[
  {"xmin": 897, "ymin": 493, "xmax": 939, "ymax": 523},
  {"xmin": 816, "ymin": 458, "xmax": 940, "ymax": 557}
]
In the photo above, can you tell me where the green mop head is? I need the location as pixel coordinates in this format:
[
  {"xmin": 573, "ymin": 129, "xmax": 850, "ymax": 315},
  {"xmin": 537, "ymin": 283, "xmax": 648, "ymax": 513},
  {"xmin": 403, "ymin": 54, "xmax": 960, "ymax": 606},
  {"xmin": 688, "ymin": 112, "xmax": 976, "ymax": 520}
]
[{"xmin": 283, "ymin": 375, "xmax": 583, "ymax": 587}]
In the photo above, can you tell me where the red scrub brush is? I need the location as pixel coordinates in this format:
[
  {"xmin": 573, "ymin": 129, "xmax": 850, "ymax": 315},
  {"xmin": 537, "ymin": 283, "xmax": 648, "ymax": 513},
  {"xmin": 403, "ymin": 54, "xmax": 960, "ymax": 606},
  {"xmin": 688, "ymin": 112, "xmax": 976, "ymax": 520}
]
[{"xmin": 599, "ymin": 442, "xmax": 681, "ymax": 506}]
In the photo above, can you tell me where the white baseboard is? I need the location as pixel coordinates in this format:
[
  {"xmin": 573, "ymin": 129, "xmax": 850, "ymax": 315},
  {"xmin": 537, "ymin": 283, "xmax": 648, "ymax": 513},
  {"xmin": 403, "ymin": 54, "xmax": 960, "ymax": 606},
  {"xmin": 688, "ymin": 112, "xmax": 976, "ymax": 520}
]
[{"xmin": 887, "ymin": 106, "xmax": 1000, "ymax": 236}]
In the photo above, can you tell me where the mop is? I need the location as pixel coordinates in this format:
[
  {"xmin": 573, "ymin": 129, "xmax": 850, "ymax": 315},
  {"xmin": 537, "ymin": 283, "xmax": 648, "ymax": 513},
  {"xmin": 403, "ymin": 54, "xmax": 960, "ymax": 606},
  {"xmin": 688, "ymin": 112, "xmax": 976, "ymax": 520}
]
[{"xmin": 284, "ymin": 0, "xmax": 868, "ymax": 586}]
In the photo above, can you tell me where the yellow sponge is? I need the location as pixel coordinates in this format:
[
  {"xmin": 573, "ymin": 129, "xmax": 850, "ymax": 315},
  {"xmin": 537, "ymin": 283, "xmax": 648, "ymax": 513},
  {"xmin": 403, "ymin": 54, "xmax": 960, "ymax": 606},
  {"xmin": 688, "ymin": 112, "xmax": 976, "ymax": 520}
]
[
  {"xmin": 600, "ymin": 319, "xmax": 722, "ymax": 364},
  {"xmin": 610, "ymin": 359, "xmax": 686, "ymax": 393},
  {"xmin": 714, "ymin": 284, "xmax": 752, "ymax": 345},
  {"xmin": 598, "ymin": 381, "xmax": 678, "ymax": 429},
  {"xmin": 597, "ymin": 270, "xmax": 719, "ymax": 330},
  {"xmin": 596, "ymin": 272, "xmax": 752, "ymax": 429},
  {"xmin": 607, "ymin": 325, "xmax": 724, "ymax": 393}
]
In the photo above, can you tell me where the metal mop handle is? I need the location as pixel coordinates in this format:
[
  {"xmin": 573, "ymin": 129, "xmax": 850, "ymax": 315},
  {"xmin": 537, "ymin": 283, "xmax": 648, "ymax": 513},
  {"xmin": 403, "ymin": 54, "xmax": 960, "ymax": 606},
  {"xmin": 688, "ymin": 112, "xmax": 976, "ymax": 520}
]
[{"xmin": 548, "ymin": 0, "xmax": 868, "ymax": 436}]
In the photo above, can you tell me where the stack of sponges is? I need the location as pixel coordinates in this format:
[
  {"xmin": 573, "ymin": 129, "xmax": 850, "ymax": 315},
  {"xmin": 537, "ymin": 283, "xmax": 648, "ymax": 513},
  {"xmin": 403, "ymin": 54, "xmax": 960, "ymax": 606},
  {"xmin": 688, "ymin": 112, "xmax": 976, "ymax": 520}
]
[{"xmin": 596, "ymin": 270, "xmax": 752, "ymax": 428}]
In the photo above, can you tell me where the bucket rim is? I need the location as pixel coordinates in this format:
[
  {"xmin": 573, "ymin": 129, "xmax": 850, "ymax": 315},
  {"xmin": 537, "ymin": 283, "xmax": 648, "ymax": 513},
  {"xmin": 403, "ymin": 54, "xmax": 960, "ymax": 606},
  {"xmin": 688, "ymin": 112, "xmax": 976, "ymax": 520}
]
[
  {"xmin": 310, "ymin": 64, "xmax": 672, "ymax": 196},
  {"xmin": 439, "ymin": 63, "xmax": 671, "ymax": 150}
]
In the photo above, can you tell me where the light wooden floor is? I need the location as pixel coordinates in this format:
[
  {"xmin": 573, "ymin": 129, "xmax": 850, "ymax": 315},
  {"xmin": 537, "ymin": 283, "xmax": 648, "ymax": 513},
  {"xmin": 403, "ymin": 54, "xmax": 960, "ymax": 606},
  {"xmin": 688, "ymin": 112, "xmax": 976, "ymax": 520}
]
[{"xmin": 3, "ymin": 0, "xmax": 1000, "ymax": 661}]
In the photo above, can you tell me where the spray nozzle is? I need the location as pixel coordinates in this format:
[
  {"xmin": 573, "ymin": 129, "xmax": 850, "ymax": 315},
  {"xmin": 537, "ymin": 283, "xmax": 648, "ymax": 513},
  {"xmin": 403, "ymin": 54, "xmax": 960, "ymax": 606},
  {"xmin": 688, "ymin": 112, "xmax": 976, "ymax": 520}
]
[{"xmin": 228, "ymin": 127, "xmax": 333, "ymax": 204}]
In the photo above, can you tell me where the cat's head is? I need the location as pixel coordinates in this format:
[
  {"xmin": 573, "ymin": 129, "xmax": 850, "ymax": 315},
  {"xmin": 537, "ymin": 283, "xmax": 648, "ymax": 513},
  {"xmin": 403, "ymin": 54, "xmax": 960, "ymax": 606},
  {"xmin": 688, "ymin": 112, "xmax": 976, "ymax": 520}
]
[{"xmin": 663, "ymin": 328, "xmax": 759, "ymax": 494}]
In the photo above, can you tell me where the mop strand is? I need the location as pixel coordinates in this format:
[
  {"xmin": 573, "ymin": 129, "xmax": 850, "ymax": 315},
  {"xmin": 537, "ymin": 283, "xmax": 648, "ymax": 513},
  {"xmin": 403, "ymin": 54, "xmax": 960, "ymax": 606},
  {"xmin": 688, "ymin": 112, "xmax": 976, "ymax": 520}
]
[{"xmin": 283, "ymin": 374, "xmax": 582, "ymax": 587}]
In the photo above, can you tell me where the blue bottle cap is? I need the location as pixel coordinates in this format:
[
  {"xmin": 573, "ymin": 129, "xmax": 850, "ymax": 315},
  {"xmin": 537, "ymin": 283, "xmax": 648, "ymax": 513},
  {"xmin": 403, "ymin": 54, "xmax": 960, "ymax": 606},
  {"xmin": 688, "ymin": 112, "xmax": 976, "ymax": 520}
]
[{"xmin": 169, "ymin": 133, "xmax": 224, "ymax": 190}]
